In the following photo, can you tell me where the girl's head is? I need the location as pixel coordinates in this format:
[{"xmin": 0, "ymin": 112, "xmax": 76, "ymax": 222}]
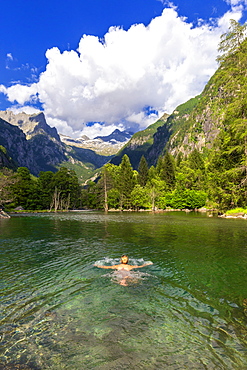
[{"xmin": 120, "ymin": 255, "xmax": 129, "ymax": 264}]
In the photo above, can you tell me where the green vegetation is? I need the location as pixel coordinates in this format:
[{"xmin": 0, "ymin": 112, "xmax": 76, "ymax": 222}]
[
  {"xmin": 164, "ymin": 21, "xmax": 247, "ymax": 162},
  {"xmin": 217, "ymin": 19, "xmax": 247, "ymax": 65},
  {"xmin": 58, "ymin": 160, "xmax": 97, "ymax": 184},
  {"xmin": 0, "ymin": 145, "xmax": 17, "ymax": 170},
  {"xmin": 0, "ymin": 145, "xmax": 7, "ymax": 155},
  {"xmin": 1, "ymin": 22, "xmax": 247, "ymax": 214},
  {"xmin": 1, "ymin": 166, "xmax": 81, "ymax": 211},
  {"xmin": 225, "ymin": 208, "xmax": 247, "ymax": 215},
  {"xmin": 82, "ymin": 151, "xmax": 208, "ymax": 211},
  {"xmin": 111, "ymin": 115, "xmax": 168, "ymax": 168},
  {"xmin": 138, "ymin": 155, "xmax": 149, "ymax": 187}
]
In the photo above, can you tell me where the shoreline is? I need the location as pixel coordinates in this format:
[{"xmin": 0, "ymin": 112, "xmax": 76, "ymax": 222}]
[
  {"xmin": 0, "ymin": 210, "xmax": 11, "ymax": 218},
  {"xmin": 2, "ymin": 208, "xmax": 247, "ymax": 220},
  {"xmin": 219, "ymin": 213, "xmax": 247, "ymax": 220},
  {"xmin": 4, "ymin": 207, "xmax": 216, "ymax": 216}
]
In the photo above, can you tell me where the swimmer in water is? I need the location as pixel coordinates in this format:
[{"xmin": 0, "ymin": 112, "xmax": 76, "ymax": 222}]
[
  {"xmin": 94, "ymin": 255, "xmax": 153, "ymax": 286},
  {"xmin": 94, "ymin": 255, "xmax": 153, "ymax": 271}
]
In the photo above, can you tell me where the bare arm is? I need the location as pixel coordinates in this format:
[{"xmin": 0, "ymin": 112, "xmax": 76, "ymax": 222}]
[
  {"xmin": 128, "ymin": 262, "xmax": 153, "ymax": 270},
  {"xmin": 94, "ymin": 262, "xmax": 153, "ymax": 270},
  {"xmin": 94, "ymin": 264, "xmax": 117, "ymax": 269}
]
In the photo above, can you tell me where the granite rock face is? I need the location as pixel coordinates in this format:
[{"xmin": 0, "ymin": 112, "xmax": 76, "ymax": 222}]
[
  {"xmin": 0, "ymin": 111, "xmax": 117, "ymax": 178},
  {"xmin": 0, "ymin": 118, "xmax": 39, "ymax": 173},
  {"xmin": 0, "ymin": 111, "xmax": 60, "ymax": 141},
  {"xmin": 0, "ymin": 113, "xmax": 66, "ymax": 175}
]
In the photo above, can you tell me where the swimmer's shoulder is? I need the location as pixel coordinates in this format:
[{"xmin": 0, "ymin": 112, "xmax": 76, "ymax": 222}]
[{"xmin": 117, "ymin": 264, "xmax": 131, "ymax": 271}]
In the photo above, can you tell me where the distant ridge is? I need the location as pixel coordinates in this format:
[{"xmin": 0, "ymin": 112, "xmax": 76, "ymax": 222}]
[
  {"xmin": 110, "ymin": 114, "xmax": 169, "ymax": 169},
  {"xmin": 0, "ymin": 111, "xmax": 131, "ymax": 181},
  {"xmin": 60, "ymin": 129, "xmax": 133, "ymax": 156},
  {"xmin": 95, "ymin": 129, "xmax": 133, "ymax": 143}
]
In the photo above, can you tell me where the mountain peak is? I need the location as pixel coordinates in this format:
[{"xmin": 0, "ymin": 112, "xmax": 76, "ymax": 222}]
[
  {"xmin": 95, "ymin": 129, "xmax": 133, "ymax": 143},
  {"xmin": 0, "ymin": 110, "xmax": 60, "ymax": 142}
]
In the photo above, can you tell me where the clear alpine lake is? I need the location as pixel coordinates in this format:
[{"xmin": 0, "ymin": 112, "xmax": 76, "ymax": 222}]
[{"xmin": 0, "ymin": 211, "xmax": 247, "ymax": 369}]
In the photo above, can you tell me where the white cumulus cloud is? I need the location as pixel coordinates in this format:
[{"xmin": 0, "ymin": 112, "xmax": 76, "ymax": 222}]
[
  {"xmin": 225, "ymin": 0, "xmax": 247, "ymax": 6},
  {"xmin": 0, "ymin": 6, "xmax": 244, "ymax": 138}
]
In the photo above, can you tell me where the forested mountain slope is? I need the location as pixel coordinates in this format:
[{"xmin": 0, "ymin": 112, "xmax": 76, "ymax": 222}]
[
  {"xmin": 89, "ymin": 21, "xmax": 247, "ymax": 212},
  {"xmin": 167, "ymin": 49, "xmax": 247, "ymax": 158},
  {"xmin": 150, "ymin": 20, "xmax": 247, "ymax": 162},
  {"xmin": 145, "ymin": 20, "xmax": 247, "ymax": 210},
  {"xmin": 146, "ymin": 97, "xmax": 200, "ymax": 165},
  {"xmin": 0, "ymin": 144, "xmax": 17, "ymax": 170},
  {"xmin": 111, "ymin": 113, "xmax": 169, "ymax": 168},
  {"xmin": 0, "ymin": 112, "xmax": 113, "ymax": 180},
  {"xmin": 1, "ymin": 21, "xmax": 247, "ymax": 212}
]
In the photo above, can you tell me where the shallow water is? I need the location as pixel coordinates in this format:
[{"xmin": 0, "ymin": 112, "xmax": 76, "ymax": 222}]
[{"xmin": 0, "ymin": 211, "xmax": 247, "ymax": 369}]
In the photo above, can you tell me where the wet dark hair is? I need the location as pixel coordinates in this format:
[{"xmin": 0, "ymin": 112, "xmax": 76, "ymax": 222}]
[{"xmin": 121, "ymin": 255, "xmax": 129, "ymax": 263}]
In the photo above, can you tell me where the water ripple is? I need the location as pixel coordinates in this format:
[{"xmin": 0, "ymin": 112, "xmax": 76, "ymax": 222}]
[{"xmin": 1, "ymin": 212, "xmax": 247, "ymax": 369}]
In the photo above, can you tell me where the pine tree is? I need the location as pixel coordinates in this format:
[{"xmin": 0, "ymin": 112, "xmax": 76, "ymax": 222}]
[
  {"xmin": 51, "ymin": 167, "xmax": 81, "ymax": 210},
  {"xmin": 163, "ymin": 152, "xmax": 176, "ymax": 189},
  {"xmin": 11, "ymin": 167, "xmax": 37, "ymax": 209},
  {"xmin": 99, "ymin": 164, "xmax": 118, "ymax": 212},
  {"xmin": 176, "ymin": 152, "xmax": 183, "ymax": 169},
  {"xmin": 157, "ymin": 152, "xmax": 176, "ymax": 190},
  {"xmin": 217, "ymin": 19, "xmax": 247, "ymax": 66},
  {"xmin": 37, "ymin": 171, "xmax": 54, "ymax": 209},
  {"xmin": 156, "ymin": 156, "xmax": 163, "ymax": 177},
  {"xmin": 188, "ymin": 149, "xmax": 205, "ymax": 171},
  {"xmin": 138, "ymin": 155, "xmax": 149, "ymax": 187},
  {"xmin": 0, "ymin": 168, "xmax": 16, "ymax": 208},
  {"xmin": 118, "ymin": 154, "xmax": 135, "ymax": 209}
]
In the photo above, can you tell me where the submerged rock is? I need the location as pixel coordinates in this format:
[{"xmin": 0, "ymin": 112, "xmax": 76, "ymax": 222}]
[
  {"xmin": 0, "ymin": 364, "xmax": 36, "ymax": 369},
  {"xmin": 0, "ymin": 210, "xmax": 10, "ymax": 218},
  {"xmin": 220, "ymin": 213, "xmax": 247, "ymax": 219}
]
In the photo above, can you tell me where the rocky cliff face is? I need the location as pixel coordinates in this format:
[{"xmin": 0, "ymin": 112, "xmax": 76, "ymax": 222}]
[
  {"xmin": 165, "ymin": 55, "xmax": 247, "ymax": 159},
  {"xmin": 0, "ymin": 143, "xmax": 17, "ymax": 170},
  {"xmin": 0, "ymin": 112, "xmax": 119, "ymax": 179},
  {"xmin": 4, "ymin": 36, "xmax": 245, "ymax": 179},
  {"xmin": 2, "ymin": 32, "xmax": 246, "ymax": 179},
  {"xmin": 0, "ymin": 118, "xmax": 39, "ymax": 173},
  {"xmin": 146, "ymin": 96, "xmax": 200, "ymax": 163},
  {"xmin": 111, "ymin": 114, "xmax": 169, "ymax": 168},
  {"xmin": 0, "ymin": 111, "xmax": 60, "ymax": 141},
  {"xmin": 0, "ymin": 111, "xmax": 67, "ymax": 174},
  {"xmin": 136, "ymin": 38, "xmax": 247, "ymax": 164}
]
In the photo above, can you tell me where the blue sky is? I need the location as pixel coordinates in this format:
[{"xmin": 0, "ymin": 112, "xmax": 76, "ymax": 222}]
[{"xmin": 0, "ymin": 0, "xmax": 246, "ymax": 138}]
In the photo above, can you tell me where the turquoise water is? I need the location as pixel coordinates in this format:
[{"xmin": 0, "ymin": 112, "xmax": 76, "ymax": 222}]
[{"xmin": 0, "ymin": 211, "xmax": 247, "ymax": 369}]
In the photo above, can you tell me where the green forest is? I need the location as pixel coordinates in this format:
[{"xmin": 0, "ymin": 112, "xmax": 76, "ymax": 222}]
[
  {"xmin": 1, "ymin": 21, "xmax": 247, "ymax": 214},
  {"xmin": 0, "ymin": 145, "xmax": 245, "ymax": 212}
]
